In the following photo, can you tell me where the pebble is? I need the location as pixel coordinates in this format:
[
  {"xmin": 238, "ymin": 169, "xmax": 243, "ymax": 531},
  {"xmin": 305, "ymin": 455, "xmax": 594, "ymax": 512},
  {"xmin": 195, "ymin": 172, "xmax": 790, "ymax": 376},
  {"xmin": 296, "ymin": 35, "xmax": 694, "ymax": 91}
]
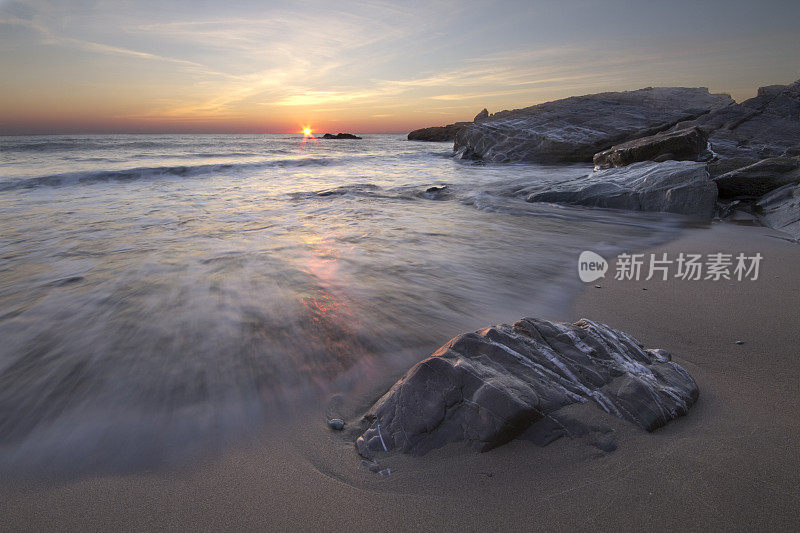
[
  {"xmin": 594, "ymin": 285, "xmax": 601, "ymax": 288},
  {"xmin": 735, "ymin": 340, "xmax": 745, "ymax": 345},
  {"xmin": 328, "ymin": 418, "xmax": 345, "ymax": 430},
  {"xmin": 642, "ymin": 287, "xmax": 647, "ymax": 291}
]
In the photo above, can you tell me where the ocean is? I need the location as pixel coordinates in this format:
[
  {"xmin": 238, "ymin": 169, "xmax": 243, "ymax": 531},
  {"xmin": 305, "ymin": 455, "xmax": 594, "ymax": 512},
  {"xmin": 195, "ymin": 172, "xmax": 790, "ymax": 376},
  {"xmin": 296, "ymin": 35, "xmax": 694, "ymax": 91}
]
[{"xmin": 0, "ymin": 133, "xmax": 686, "ymax": 473}]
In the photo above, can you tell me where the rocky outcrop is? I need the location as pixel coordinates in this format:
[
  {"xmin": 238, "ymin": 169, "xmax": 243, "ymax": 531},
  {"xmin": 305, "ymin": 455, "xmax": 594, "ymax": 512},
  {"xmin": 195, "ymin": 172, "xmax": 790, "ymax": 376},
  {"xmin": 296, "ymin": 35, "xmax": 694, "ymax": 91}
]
[
  {"xmin": 473, "ymin": 108, "xmax": 489, "ymax": 122},
  {"xmin": 526, "ymin": 161, "xmax": 717, "ymax": 217},
  {"xmin": 674, "ymin": 79, "xmax": 800, "ymax": 160},
  {"xmin": 714, "ymin": 156, "xmax": 800, "ymax": 199},
  {"xmin": 452, "ymin": 87, "xmax": 733, "ymax": 163},
  {"xmin": 356, "ymin": 317, "xmax": 698, "ymax": 460},
  {"xmin": 321, "ymin": 133, "xmax": 362, "ymax": 139},
  {"xmin": 755, "ymin": 183, "xmax": 800, "ymax": 240},
  {"xmin": 408, "ymin": 109, "xmax": 491, "ymax": 142},
  {"xmin": 592, "ymin": 127, "xmax": 710, "ymax": 169},
  {"xmin": 408, "ymin": 122, "xmax": 471, "ymax": 142}
]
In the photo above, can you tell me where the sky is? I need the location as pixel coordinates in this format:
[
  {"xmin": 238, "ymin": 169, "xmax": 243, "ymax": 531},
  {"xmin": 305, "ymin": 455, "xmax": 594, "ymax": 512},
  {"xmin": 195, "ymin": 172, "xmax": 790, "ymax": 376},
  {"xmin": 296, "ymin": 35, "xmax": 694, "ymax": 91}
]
[{"xmin": 1, "ymin": 0, "xmax": 798, "ymax": 134}]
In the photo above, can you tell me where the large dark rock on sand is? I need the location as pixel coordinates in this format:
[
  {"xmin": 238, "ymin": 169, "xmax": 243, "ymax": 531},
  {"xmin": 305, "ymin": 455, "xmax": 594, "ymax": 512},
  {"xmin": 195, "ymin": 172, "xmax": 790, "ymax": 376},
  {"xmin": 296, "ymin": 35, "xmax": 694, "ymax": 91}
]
[
  {"xmin": 452, "ymin": 87, "xmax": 732, "ymax": 163},
  {"xmin": 356, "ymin": 318, "xmax": 698, "ymax": 459},
  {"xmin": 593, "ymin": 127, "xmax": 709, "ymax": 169},
  {"xmin": 714, "ymin": 156, "xmax": 800, "ymax": 199},
  {"xmin": 756, "ymin": 183, "xmax": 800, "ymax": 240},
  {"xmin": 526, "ymin": 161, "xmax": 717, "ymax": 217}
]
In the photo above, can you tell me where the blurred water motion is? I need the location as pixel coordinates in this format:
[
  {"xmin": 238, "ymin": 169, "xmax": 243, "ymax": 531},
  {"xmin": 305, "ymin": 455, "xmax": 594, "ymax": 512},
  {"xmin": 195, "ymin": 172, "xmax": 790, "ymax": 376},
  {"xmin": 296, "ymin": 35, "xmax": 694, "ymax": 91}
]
[{"xmin": 0, "ymin": 134, "xmax": 685, "ymax": 473}]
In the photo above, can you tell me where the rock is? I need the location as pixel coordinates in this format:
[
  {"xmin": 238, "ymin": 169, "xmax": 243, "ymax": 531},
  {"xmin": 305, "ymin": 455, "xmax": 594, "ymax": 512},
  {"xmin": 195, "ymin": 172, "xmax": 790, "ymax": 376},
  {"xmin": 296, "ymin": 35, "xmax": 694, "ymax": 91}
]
[
  {"xmin": 755, "ymin": 182, "xmax": 800, "ymax": 240},
  {"xmin": 714, "ymin": 156, "xmax": 800, "ymax": 199},
  {"xmin": 474, "ymin": 108, "xmax": 489, "ymax": 122},
  {"xmin": 356, "ymin": 318, "xmax": 698, "ymax": 459},
  {"xmin": 321, "ymin": 133, "xmax": 362, "ymax": 139},
  {"xmin": 735, "ymin": 341, "xmax": 745, "ymax": 345},
  {"xmin": 408, "ymin": 122, "xmax": 471, "ymax": 142},
  {"xmin": 452, "ymin": 87, "xmax": 732, "ymax": 163},
  {"xmin": 707, "ymin": 156, "xmax": 760, "ymax": 178},
  {"xmin": 592, "ymin": 127, "xmax": 709, "ymax": 169},
  {"xmin": 526, "ymin": 161, "xmax": 717, "ymax": 217},
  {"xmin": 328, "ymin": 418, "xmax": 345, "ymax": 431},
  {"xmin": 675, "ymin": 79, "xmax": 800, "ymax": 159}
]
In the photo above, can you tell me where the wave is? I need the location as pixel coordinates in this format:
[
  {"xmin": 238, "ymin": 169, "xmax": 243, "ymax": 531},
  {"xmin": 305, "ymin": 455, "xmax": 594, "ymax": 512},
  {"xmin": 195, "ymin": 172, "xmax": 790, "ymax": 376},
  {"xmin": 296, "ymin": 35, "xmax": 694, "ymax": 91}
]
[
  {"xmin": 0, "ymin": 158, "xmax": 343, "ymax": 191},
  {"xmin": 0, "ymin": 139, "xmax": 267, "ymax": 152}
]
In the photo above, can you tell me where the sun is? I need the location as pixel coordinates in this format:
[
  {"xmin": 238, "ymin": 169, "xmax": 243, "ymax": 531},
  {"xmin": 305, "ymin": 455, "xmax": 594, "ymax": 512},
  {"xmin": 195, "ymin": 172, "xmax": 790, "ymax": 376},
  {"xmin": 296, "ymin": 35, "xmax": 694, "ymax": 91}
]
[{"xmin": 303, "ymin": 127, "xmax": 312, "ymax": 136}]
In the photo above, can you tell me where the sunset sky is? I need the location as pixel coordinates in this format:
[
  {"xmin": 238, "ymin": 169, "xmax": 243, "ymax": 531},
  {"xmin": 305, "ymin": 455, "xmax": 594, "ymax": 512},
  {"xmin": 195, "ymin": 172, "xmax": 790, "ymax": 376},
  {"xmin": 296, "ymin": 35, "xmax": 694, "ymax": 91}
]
[{"xmin": 1, "ymin": 0, "xmax": 798, "ymax": 134}]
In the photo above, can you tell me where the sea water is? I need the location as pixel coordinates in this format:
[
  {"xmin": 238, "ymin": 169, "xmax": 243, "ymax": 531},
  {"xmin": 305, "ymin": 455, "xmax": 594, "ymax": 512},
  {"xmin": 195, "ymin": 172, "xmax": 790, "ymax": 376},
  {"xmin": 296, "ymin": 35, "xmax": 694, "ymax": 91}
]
[{"xmin": 0, "ymin": 134, "xmax": 686, "ymax": 473}]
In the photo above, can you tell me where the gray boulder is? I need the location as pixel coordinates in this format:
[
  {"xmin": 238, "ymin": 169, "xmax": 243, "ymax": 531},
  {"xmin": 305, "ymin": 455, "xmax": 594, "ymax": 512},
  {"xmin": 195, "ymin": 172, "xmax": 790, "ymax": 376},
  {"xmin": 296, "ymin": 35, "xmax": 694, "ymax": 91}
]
[
  {"xmin": 714, "ymin": 156, "xmax": 800, "ymax": 199},
  {"xmin": 593, "ymin": 126, "xmax": 709, "ymax": 169},
  {"xmin": 756, "ymin": 183, "xmax": 800, "ymax": 240},
  {"xmin": 526, "ymin": 161, "xmax": 717, "ymax": 217},
  {"xmin": 452, "ymin": 87, "xmax": 733, "ymax": 163},
  {"xmin": 356, "ymin": 317, "xmax": 698, "ymax": 459}
]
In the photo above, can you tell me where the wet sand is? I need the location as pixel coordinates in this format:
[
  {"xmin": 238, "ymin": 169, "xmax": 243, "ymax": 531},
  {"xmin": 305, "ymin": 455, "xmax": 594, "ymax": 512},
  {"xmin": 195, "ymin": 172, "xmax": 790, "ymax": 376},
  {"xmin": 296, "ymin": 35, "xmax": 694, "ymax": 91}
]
[{"xmin": 1, "ymin": 222, "xmax": 799, "ymax": 531}]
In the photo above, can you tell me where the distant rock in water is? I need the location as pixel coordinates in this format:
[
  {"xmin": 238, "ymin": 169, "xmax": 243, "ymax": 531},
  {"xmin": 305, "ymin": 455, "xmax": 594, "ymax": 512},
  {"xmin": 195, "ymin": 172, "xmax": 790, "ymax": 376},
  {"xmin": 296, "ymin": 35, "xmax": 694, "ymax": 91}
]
[
  {"xmin": 408, "ymin": 122, "xmax": 471, "ymax": 142},
  {"xmin": 526, "ymin": 161, "xmax": 717, "ymax": 217},
  {"xmin": 593, "ymin": 126, "xmax": 710, "ymax": 169},
  {"xmin": 321, "ymin": 133, "xmax": 362, "ymax": 139},
  {"xmin": 356, "ymin": 317, "xmax": 698, "ymax": 459},
  {"xmin": 452, "ymin": 87, "xmax": 732, "ymax": 163}
]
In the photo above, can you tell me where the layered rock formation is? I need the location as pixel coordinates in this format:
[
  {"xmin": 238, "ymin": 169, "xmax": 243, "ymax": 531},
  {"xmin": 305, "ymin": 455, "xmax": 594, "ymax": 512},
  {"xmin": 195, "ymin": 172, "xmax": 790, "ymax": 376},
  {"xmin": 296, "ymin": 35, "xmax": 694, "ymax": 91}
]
[
  {"xmin": 407, "ymin": 79, "xmax": 800, "ymax": 236},
  {"xmin": 756, "ymin": 183, "xmax": 800, "ymax": 240},
  {"xmin": 452, "ymin": 87, "xmax": 732, "ymax": 163},
  {"xmin": 356, "ymin": 317, "xmax": 698, "ymax": 460},
  {"xmin": 713, "ymin": 156, "xmax": 800, "ymax": 199},
  {"xmin": 593, "ymin": 127, "xmax": 710, "ymax": 169},
  {"xmin": 408, "ymin": 109, "xmax": 492, "ymax": 142},
  {"xmin": 674, "ymin": 79, "xmax": 800, "ymax": 159},
  {"xmin": 407, "ymin": 123, "xmax": 469, "ymax": 142},
  {"xmin": 526, "ymin": 161, "xmax": 717, "ymax": 217}
]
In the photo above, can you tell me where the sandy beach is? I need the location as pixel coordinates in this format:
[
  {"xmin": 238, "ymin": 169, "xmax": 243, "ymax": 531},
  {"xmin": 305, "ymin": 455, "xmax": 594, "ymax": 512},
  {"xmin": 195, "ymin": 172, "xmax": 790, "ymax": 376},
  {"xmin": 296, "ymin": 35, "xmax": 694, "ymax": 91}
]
[{"xmin": 1, "ymin": 221, "xmax": 797, "ymax": 531}]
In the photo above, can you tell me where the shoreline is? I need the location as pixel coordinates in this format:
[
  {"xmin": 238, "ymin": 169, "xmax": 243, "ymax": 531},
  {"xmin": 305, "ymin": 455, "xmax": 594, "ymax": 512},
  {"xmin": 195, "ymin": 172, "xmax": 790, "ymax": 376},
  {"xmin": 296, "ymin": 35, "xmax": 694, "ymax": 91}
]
[{"xmin": 1, "ymin": 220, "xmax": 798, "ymax": 530}]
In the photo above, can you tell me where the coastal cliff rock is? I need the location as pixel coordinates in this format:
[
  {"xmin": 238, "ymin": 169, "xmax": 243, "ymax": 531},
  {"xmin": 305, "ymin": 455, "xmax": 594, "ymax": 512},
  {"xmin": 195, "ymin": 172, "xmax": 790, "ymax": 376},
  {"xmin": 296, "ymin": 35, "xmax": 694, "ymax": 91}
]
[
  {"xmin": 673, "ymin": 79, "xmax": 800, "ymax": 160},
  {"xmin": 473, "ymin": 108, "xmax": 489, "ymax": 122},
  {"xmin": 408, "ymin": 109, "xmax": 490, "ymax": 142},
  {"xmin": 408, "ymin": 122, "xmax": 471, "ymax": 142},
  {"xmin": 452, "ymin": 87, "xmax": 732, "ymax": 163},
  {"xmin": 714, "ymin": 156, "xmax": 800, "ymax": 199},
  {"xmin": 526, "ymin": 161, "xmax": 717, "ymax": 217},
  {"xmin": 356, "ymin": 317, "xmax": 698, "ymax": 459},
  {"xmin": 592, "ymin": 127, "xmax": 709, "ymax": 169}
]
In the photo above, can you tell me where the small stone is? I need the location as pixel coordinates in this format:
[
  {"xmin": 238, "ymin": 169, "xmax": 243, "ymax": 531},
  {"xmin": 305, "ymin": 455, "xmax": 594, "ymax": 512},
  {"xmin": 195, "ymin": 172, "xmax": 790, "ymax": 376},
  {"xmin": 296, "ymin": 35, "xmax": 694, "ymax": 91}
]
[
  {"xmin": 642, "ymin": 287, "xmax": 647, "ymax": 290},
  {"xmin": 735, "ymin": 340, "xmax": 745, "ymax": 345},
  {"xmin": 328, "ymin": 418, "xmax": 345, "ymax": 430},
  {"xmin": 594, "ymin": 285, "xmax": 602, "ymax": 288}
]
